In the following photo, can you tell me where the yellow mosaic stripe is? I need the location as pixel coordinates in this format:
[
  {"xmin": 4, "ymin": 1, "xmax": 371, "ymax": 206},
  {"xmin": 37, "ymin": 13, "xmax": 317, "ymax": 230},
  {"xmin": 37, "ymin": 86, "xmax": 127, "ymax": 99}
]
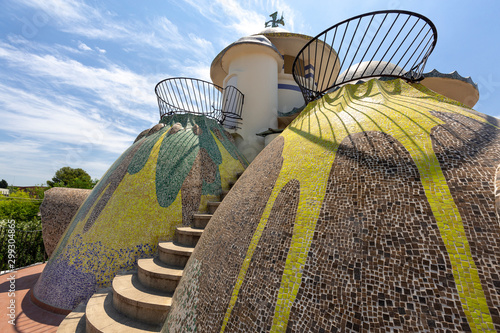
[
  {"xmin": 65, "ymin": 183, "xmax": 110, "ymax": 266},
  {"xmin": 219, "ymin": 97, "xmax": 337, "ymax": 332},
  {"xmin": 222, "ymin": 79, "xmax": 494, "ymax": 332},
  {"xmin": 66, "ymin": 128, "xmax": 183, "ymax": 272},
  {"xmin": 211, "ymin": 132, "xmax": 246, "ymax": 191},
  {"xmin": 374, "ymin": 83, "xmax": 495, "ymax": 332},
  {"xmin": 86, "ymin": 128, "xmax": 183, "ymax": 246}
]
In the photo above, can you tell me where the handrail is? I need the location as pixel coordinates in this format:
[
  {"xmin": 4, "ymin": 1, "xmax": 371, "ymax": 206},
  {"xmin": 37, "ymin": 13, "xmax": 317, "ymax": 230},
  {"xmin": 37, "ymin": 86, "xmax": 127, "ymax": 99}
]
[
  {"xmin": 155, "ymin": 77, "xmax": 244, "ymax": 129},
  {"xmin": 292, "ymin": 10, "xmax": 438, "ymax": 103}
]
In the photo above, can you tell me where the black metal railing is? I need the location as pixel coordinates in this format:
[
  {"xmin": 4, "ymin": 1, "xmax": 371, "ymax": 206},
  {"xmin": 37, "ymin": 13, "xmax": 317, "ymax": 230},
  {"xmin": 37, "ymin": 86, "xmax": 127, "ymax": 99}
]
[
  {"xmin": 0, "ymin": 227, "xmax": 47, "ymax": 270},
  {"xmin": 293, "ymin": 10, "xmax": 438, "ymax": 103},
  {"xmin": 155, "ymin": 78, "xmax": 244, "ymax": 128}
]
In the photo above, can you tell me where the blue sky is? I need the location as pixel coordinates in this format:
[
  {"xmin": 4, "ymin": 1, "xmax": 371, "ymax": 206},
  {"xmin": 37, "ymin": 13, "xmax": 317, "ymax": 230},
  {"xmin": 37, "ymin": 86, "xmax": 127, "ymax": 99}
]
[{"xmin": 1, "ymin": 0, "xmax": 499, "ymax": 186}]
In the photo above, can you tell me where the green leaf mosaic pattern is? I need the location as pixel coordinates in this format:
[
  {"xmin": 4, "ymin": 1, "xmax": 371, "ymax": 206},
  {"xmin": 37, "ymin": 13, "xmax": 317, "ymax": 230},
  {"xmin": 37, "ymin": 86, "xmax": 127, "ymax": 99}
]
[{"xmin": 34, "ymin": 114, "xmax": 246, "ymax": 310}]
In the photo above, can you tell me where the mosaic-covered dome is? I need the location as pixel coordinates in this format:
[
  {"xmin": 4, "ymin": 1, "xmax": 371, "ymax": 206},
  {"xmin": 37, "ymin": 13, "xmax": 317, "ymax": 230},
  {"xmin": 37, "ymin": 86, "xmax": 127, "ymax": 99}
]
[
  {"xmin": 33, "ymin": 114, "xmax": 247, "ymax": 311},
  {"xmin": 337, "ymin": 61, "xmax": 406, "ymax": 83},
  {"xmin": 164, "ymin": 79, "xmax": 500, "ymax": 332}
]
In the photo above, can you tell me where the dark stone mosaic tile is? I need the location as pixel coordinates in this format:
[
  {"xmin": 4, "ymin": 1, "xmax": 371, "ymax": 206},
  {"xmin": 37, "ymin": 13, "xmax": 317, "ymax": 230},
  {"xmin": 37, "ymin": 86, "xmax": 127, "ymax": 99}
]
[
  {"xmin": 287, "ymin": 131, "xmax": 466, "ymax": 332},
  {"xmin": 159, "ymin": 80, "xmax": 500, "ymax": 332},
  {"xmin": 40, "ymin": 187, "xmax": 91, "ymax": 257},
  {"xmin": 430, "ymin": 111, "xmax": 500, "ymax": 331},
  {"xmin": 181, "ymin": 148, "xmax": 217, "ymax": 226},
  {"xmin": 225, "ymin": 179, "xmax": 300, "ymax": 332}
]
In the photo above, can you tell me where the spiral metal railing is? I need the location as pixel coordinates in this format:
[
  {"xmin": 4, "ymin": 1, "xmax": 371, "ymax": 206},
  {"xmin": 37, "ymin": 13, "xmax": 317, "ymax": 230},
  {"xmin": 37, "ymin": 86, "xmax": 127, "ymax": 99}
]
[
  {"xmin": 155, "ymin": 78, "xmax": 244, "ymax": 128},
  {"xmin": 293, "ymin": 10, "xmax": 438, "ymax": 103}
]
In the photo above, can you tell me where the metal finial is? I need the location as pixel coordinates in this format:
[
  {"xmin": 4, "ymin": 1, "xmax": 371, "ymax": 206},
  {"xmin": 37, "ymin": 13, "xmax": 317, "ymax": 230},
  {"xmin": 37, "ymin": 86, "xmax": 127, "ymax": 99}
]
[{"xmin": 265, "ymin": 11, "xmax": 285, "ymax": 28}]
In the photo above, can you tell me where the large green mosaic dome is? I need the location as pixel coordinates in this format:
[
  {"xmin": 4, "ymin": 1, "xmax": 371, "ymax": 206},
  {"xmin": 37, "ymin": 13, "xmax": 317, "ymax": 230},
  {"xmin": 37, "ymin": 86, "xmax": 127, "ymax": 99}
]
[{"xmin": 33, "ymin": 114, "xmax": 247, "ymax": 311}]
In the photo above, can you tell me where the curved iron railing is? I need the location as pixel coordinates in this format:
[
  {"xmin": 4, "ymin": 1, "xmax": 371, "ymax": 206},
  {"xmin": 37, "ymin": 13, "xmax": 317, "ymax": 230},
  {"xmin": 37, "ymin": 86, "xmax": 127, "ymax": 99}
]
[
  {"xmin": 293, "ymin": 10, "xmax": 438, "ymax": 103},
  {"xmin": 155, "ymin": 77, "xmax": 244, "ymax": 128}
]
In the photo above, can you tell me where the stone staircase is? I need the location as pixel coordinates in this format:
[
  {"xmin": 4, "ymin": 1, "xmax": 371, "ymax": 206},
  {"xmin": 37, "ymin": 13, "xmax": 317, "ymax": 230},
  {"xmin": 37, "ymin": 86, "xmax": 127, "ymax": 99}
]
[{"xmin": 57, "ymin": 182, "xmax": 236, "ymax": 332}]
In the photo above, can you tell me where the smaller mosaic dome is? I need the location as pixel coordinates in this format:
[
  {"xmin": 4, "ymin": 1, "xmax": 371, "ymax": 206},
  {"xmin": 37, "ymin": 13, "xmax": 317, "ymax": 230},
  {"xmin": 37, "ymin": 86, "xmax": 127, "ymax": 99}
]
[
  {"xmin": 232, "ymin": 35, "xmax": 281, "ymax": 54},
  {"xmin": 337, "ymin": 61, "xmax": 406, "ymax": 84},
  {"xmin": 257, "ymin": 26, "xmax": 289, "ymax": 34}
]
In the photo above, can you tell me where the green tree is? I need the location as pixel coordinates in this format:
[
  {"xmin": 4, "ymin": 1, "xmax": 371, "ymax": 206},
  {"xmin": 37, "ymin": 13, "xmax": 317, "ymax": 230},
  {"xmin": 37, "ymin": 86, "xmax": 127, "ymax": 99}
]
[
  {"xmin": 0, "ymin": 188, "xmax": 45, "ymax": 270},
  {"xmin": 31, "ymin": 185, "xmax": 48, "ymax": 200},
  {"xmin": 47, "ymin": 167, "xmax": 97, "ymax": 189},
  {"xmin": 0, "ymin": 189, "xmax": 42, "ymax": 227},
  {"xmin": 0, "ymin": 179, "xmax": 7, "ymax": 188}
]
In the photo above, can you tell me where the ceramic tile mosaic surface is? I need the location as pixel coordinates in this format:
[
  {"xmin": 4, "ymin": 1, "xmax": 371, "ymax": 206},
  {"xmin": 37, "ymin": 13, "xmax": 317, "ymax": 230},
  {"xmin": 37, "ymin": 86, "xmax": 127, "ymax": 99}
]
[
  {"xmin": 164, "ymin": 79, "xmax": 500, "ymax": 332},
  {"xmin": 33, "ymin": 114, "xmax": 247, "ymax": 311},
  {"xmin": 39, "ymin": 187, "xmax": 91, "ymax": 257}
]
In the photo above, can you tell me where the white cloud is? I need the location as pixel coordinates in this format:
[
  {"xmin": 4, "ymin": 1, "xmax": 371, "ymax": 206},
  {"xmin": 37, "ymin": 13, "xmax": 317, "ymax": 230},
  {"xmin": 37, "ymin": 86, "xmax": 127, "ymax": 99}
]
[
  {"xmin": 14, "ymin": 0, "xmax": 101, "ymax": 27},
  {"xmin": 0, "ymin": 42, "xmax": 158, "ymax": 123},
  {"xmin": 0, "ymin": 140, "xmax": 42, "ymax": 155},
  {"xmin": 0, "ymin": 83, "xmax": 133, "ymax": 153},
  {"xmin": 0, "ymin": 140, "xmax": 52, "ymax": 185},
  {"xmin": 166, "ymin": 58, "xmax": 211, "ymax": 82},
  {"xmin": 0, "ymin": 138, "xmax": 117, "ymax": 185},
  {"xmin": 7, "ymin": 34, "xmax": 82, "ymax": 55},
  {"xmin": 78, "ymin": 41, "xmax": 92, "ymax": 51},
  {"xmin": 182, "ymin": 0, "xmax": 264, "ymax": 36},
  {"xmin": 12, "ymin": 0, "xmax": 213, "ymax": 59},
  {"xmin": 0, "ymin": 39, "xmax": 163, "ymax": 185},
  {"xmin": 0, "ymin": 0, "xmax": 302, "ymax": 186},
  {"xmin": 181, "ymin": 0, "xmax": 299, "ymax": 36},
  {"xmin": 0, "ymin": 80, "xmax": 136, "ymax": 182}
]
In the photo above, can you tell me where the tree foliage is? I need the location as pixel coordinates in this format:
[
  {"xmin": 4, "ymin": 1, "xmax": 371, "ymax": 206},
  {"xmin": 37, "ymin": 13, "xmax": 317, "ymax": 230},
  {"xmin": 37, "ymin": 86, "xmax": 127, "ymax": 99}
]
[
  {"xmin": 0, "ymin": 189, "xmax": 46, "ymax": 269},
  {"xmin": 0, "ymin": 179, "xmax": 7, "ymax": 188},
  {"xmin": 0, "ymin": 189, "xmax": 42, "ymax": 227},
  {"xmin": 47, "ymin": 166, "xmax": 98, "ymax": 189},
  {"xmin": 0, "ymin": 188, "xmax": 46, "ymax": 270}
]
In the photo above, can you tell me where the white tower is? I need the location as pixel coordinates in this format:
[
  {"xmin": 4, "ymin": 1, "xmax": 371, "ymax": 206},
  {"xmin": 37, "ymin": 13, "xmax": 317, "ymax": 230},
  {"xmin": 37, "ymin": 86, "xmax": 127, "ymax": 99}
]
[
  {"xmin": 210, "ymin": 23, "xmax": 339, "ymax": 162},
  {"xmin": 211, "ymin": 35, "xmax": 283, "ymax": 161}
]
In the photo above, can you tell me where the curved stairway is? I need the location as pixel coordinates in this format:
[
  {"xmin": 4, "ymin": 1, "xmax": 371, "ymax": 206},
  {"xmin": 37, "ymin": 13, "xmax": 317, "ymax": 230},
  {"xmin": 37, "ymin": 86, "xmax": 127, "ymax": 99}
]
[{"xmin": 57, "ymin": 180, "xmax": 236, "ymax": 332}]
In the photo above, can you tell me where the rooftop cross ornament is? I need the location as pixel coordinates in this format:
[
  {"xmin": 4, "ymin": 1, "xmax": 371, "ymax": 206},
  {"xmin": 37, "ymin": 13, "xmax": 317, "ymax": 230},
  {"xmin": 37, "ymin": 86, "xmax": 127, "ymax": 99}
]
[{"xmin": 265, "ymin": 11, "xmax": 285, "ymax": 28}]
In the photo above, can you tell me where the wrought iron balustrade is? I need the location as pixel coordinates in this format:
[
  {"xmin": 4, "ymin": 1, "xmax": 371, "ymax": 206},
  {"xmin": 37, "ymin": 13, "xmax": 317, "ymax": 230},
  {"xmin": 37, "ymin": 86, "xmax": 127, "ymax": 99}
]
[
  {"xmin": 293, "ymin": 10, "xmax": 438, "ymax": 103},
  {"xmin": 155, "ymin": 77, "xmax": 244, "ymax": 128}
]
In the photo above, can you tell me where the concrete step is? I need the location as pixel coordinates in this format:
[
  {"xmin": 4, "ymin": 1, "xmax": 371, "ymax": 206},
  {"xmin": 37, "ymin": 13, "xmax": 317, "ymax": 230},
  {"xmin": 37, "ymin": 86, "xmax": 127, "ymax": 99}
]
[
  {"xmin": 158, "ymin": 242, "xmax": 194, "ymax": 267},
  {"xmin": 218, "ymin": 171, "xmax": 243, "ymax": 201},
  {"xmin": 193, "ymin": 213, "xmax": 212, "ymax": 228},
  {"xmin": 206, "ymin": 202, "xmax": 220, "ymax": 214},
  {"xmin": 86, "ymin": 288, "xmax": 161, "ymax": 333},
  {"xmin": 137, "ymin": 258, "xmax": 183, "ymax": 293},
  {"xmin": 176, "ymin": 227, "xmax": 203, "ymax": 247},
  {"xmin": 112, "ymin": 274, "xmax": 171, "ymax": 326},
  {"xmin": 57, "ymin": 302, "xmax": 86, "ymax": 333}
]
